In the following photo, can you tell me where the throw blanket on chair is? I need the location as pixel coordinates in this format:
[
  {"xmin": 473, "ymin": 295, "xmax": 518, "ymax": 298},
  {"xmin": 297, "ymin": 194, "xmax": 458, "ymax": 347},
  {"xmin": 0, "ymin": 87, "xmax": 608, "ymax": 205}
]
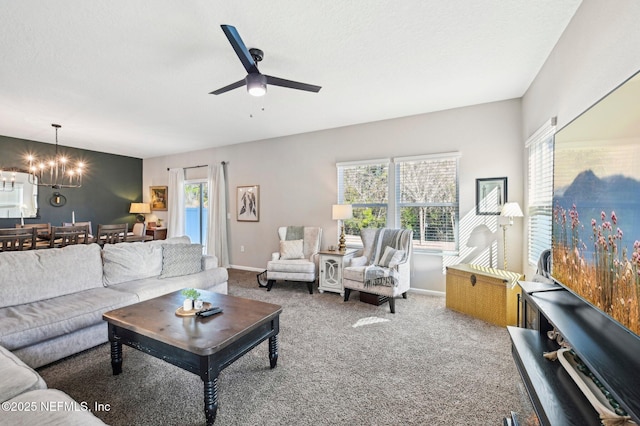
[
  {"xmin": 286, "ymin": 226, "xmax": 305, "ymax": 241},
  {"xmin": 364, "ymin": 228, "xmax": 411, "ymax": 287}
]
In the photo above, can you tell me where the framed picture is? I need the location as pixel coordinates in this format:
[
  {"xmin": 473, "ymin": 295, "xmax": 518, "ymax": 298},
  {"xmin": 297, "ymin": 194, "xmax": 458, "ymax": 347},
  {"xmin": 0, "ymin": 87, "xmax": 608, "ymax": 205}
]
[
  {"xmin": 150, "ymin": 186, "xmax": 168, "ymax": 211},
  {"xmin": 237, "ymin": 185, "xmax": 259, "ymax": 222},
  {"xmin": 476, "ymin": 177, "xmax": 507, "ymax": 215}
]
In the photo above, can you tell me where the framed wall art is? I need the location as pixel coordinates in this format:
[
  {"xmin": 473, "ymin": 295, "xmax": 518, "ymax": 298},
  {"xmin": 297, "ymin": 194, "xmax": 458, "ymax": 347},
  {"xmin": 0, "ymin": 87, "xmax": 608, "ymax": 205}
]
[
  {"xmin": 150, "ymin": 186, "xmax": 168, "ymax": 211},
  {"xmin": 476, "ymin": 177, "xmax": 507, "ymax": 215},
  {"xmin": 237, "ymin": 185, "xmax": 259, "ymax": 222}
]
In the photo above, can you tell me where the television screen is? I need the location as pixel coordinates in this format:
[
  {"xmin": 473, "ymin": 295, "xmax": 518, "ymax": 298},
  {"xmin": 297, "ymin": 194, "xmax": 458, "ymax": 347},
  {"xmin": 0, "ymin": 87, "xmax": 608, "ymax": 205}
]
[{"xmin": 552, "ymin": 71, "xmax": 640, "ymax": 336}]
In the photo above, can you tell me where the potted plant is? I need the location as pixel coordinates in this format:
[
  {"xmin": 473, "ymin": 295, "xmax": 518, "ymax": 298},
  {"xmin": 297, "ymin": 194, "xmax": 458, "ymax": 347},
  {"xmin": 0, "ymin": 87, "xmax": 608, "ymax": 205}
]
[{"xmin": 181, "ymin": 288, "xmax": 201, "ymax": 311}]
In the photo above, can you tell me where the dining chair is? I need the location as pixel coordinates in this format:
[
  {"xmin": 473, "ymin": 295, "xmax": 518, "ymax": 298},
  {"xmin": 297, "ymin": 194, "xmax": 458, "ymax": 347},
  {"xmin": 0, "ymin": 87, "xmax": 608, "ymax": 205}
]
[
  {"xmin": 96, "ymin": 223, "xmax": 128, "ymax": 245},
  {"xmin": 0, "ymin": 227, "xmax": 37, "ymax": 251},
  {"xmin": 131, "ymin": 222, "xmax": 146, "ymax": 236},
  {"xmin": 62, "ymin": 221, "xmax": 93, "ymax": 236},
  {"xmin": 49, "ymin": 225, "xmax": 91, "ymax": 248},
  {"xmin": 16, "ymin": 223, "xmax": 51, "ymax": 240}
]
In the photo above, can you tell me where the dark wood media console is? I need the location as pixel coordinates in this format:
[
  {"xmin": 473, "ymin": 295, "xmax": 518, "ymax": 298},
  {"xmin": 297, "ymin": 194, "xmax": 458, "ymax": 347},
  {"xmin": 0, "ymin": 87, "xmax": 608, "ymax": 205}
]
[{"xmin": 509, "ymin": 281, "xmax": 640, "ymax": 425}]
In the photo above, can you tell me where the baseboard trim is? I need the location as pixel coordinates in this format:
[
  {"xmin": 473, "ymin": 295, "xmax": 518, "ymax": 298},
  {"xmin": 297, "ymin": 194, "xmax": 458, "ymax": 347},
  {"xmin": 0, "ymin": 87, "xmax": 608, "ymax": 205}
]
[
  {"xmin": 230, "ymin": 265, "xmax": 265, "ymax": 273},
  {"xmin": 230, "ymin": 265, "xmax": 446, "ymax": 297},
  {"xmin": 408, "ymin": 288, "xmax": 445, "ymax": 297}
]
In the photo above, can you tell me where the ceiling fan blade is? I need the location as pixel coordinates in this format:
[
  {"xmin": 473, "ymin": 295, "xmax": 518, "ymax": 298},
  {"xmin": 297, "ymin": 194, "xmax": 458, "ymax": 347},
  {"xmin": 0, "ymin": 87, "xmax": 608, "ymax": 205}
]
[
  {"xmin": 265, "ymin": 75, "xmax": 322, "ymax": 93},
  {"xmin": 209, "ymin": 78, "xmax": 246, "ymax": 95},
  {"xmin": 220, "ymin": 25, "xmax": 259, "ymax": 74}
]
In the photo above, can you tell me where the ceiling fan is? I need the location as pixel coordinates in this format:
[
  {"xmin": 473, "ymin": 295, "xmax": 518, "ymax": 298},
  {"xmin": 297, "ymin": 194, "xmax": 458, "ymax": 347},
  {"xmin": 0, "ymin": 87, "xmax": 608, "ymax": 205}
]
[{"xmin": 210, "ymin": 25, "xmax": 321, "ymax": 97}]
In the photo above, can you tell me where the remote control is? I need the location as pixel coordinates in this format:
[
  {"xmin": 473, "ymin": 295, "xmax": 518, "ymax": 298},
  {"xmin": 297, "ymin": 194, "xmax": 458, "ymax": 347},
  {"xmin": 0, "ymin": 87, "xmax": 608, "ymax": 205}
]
[{"xmin": 196, "ymin": 306, "xmax": 223, "ymax": 317}]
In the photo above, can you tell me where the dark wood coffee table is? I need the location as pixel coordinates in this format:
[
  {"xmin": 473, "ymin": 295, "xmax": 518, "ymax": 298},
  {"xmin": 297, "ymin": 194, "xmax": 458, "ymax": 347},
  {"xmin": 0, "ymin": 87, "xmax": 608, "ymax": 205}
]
[{"xmin": 102, "ymin": 289, "xmax": 282, "ymax": 425}]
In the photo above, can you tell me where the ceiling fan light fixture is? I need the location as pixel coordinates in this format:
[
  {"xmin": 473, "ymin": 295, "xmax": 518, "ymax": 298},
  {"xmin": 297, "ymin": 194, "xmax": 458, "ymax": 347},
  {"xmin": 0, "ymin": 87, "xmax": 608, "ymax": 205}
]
[{"xmin": 246, "ymin": 73, "xmax": 267, "ymax": 97}]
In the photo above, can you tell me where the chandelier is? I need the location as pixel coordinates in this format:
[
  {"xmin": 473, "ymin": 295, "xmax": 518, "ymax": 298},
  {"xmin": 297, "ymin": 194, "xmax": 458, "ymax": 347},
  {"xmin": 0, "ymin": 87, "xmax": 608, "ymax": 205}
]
[
  {"xmin": 27, "ymin": 124, "xmax": 85, "ymax": 189},
  {"xmin": 0, "ymin": 170, "xmax": 15, "ymax": 192}
]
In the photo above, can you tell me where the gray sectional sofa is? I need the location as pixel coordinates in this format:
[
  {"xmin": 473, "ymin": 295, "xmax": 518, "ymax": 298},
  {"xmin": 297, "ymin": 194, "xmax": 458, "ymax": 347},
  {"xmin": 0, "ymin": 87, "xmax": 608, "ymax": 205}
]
[
  {"xmin": 0, "ymin": 236, "xmax": 228, "ymax": 368},
  {"xmin": 0, "ymin": 236, "xmax": 228, "ymax": 424},
  {"xmin": 0, "ymin": 345, "xmax": 106, "ymax": 425}
]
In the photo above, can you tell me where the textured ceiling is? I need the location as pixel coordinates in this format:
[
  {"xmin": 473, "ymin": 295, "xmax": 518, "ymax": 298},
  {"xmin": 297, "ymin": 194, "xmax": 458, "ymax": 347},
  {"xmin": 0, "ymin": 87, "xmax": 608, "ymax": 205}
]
[{"xmin": 0, "ymin": 1, "xmax": 582, "ymax": 159}]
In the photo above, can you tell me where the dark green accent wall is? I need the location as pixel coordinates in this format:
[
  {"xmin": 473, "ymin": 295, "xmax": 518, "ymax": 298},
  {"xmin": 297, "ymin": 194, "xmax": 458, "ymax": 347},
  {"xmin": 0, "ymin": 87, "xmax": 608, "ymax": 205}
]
[{"xmin": 0, "ymin": 134, "xmax": 142, "ymax": 230}]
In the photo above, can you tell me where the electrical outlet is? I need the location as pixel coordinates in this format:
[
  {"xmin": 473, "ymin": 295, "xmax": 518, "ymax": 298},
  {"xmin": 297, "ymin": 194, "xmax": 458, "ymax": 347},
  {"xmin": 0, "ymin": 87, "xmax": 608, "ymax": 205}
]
[{"xmin": 240, "ymin": 245, "xmax": 245, "ymax": 252}]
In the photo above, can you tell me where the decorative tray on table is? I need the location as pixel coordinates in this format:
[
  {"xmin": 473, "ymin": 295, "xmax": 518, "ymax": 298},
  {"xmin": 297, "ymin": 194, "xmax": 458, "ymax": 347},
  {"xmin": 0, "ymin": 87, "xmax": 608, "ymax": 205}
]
[{"xmin": 175, "ymin": 302, "xmax": 212, "ymax": 317}]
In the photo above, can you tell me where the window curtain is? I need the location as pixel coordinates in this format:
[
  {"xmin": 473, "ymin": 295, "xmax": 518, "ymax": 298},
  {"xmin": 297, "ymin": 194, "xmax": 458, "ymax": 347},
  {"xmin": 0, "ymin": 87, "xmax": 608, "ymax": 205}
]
[
  {"xmin": 167, "ymin": 168, "xmax": 185, "ymax": 238},
  {"xmin": 207, "ymin": 163, "xmax": 229, "ymax": 267}
]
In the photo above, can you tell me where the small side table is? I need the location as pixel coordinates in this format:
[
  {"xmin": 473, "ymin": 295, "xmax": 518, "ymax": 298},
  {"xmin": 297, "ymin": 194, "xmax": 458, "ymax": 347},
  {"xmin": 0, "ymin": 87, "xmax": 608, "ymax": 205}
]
[
  {"xmin": 146, "ymin": 227, "xmax": 167, "ymax": 240},
  {"xmin": 318, "ymin": 249, "xmax": 357, "ymax": 297}
]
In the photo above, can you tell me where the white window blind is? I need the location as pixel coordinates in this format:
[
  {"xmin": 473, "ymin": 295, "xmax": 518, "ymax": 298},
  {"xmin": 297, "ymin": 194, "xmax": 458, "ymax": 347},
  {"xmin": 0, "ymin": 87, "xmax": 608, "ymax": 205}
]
[
  {"xmin": 526, "ymin": 118, "xmax": 556, "ymax": 266},
  {"xmin": 337, "ymin": 159, "xmax": 389, "ymax": 244},
  {"xmin": 395, "ymin": 153, "xmax": 460, "ymax": 252}
]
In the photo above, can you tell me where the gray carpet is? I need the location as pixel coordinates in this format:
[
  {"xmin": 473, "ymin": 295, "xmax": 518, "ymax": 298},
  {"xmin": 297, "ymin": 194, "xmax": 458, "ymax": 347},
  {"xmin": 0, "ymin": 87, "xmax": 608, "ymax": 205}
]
[{"xmin": 38, "ymin": 269, "xmax": 533, "ymax": 425}]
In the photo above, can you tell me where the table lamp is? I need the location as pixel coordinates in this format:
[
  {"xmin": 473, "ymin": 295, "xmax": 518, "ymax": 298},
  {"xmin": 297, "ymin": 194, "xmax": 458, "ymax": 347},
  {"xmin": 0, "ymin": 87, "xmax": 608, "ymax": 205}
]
[
  {"xmin": 332, "ymin": 204, "xmax": 353, "ymax": 251},
  {"xmin": 467, "ymin": 224, "xmax": 495, "ymax": 267},
  {"xmin": 130, "ymin": 203, "xmax": 151, "ymax": 223}
]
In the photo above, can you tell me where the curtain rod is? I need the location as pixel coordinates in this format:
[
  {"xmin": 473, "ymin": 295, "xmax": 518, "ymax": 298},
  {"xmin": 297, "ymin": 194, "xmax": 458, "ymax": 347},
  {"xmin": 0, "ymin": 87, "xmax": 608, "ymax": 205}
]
[{"xmin": 166, "ymin": 162, "xmax": 226, "ymax": 171}]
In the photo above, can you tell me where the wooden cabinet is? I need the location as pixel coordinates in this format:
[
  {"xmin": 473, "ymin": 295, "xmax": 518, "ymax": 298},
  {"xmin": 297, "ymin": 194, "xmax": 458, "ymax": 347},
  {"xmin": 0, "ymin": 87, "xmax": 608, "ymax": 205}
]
[
  {"xmin": 145, "ymin": 227, "xmax": 167, "ymax": 240},
  {"xmin": 445, "ymin": 264, "xmax": 522, "ymax": 327},
  {"xmin": 509, "ymin": 282, "xmax": 640, "ymax": 425}
]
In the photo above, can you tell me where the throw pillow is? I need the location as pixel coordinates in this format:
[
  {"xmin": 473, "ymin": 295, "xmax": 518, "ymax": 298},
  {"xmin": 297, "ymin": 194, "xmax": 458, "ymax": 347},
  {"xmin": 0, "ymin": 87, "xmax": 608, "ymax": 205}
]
[
  {"xmin": 103, "ymin": 242, "xmax": 164, "ymax": 285},
  {"xmin": 160, "ymin": 243, "xmax": 203, "ymax": 279},
  {"xmin": 279, "ymin": 239, "xmax": 304, "ymax": 260},
  {"xmin": 376, "ymin": 246, "xmax": 405, "ymax": 268}
]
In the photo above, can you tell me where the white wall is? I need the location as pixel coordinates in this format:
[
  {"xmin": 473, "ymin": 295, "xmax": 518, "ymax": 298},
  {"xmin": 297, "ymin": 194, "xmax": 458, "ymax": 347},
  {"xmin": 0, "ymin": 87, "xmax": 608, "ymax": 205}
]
[
  {"xmin": 144, "ymin": 98, "xmax": 524, "ymax": 293},
  {"xmin": 145, "ymin": 1, "xmax": 640, "ymax": 292},
  {"xmin": 521, "ymin": 0, "xmax": 640, "ymax": 277}
]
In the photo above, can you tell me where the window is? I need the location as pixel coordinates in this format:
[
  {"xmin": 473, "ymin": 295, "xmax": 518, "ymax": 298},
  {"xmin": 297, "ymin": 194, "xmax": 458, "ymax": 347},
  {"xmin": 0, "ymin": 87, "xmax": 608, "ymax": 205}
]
[
  {"xmin": 337, "ymin": 153, "xmax": 459, "ymax": 253},
  {"xmin": 184, "ymin": 180, "xmax": 208, "ymax": 250},
  {"xmin": 395, "ymin": 154, "xmax": 459, "ymax": 252},
  {"xmin": 526, "ymin": 118, "xmax": 556, "ymax": 266},
  {"xmin": 337, "ymin": 159, "xmax": 389, "ymax": 246}
]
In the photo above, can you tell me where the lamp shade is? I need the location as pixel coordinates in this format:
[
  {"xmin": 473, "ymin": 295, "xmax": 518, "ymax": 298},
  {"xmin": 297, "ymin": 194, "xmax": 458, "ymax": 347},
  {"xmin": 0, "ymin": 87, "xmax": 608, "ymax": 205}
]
[
  {"xmin": 500, "ymin": 202, "xmax": 523, "ymax": 218},
  {"xmin": 332, "ymin": 204, "xmax": 353, "ymax": 221},
  {"xmin": 129, "ymin": 203, "xmax": 151, "ymax": 214},
  {"xmin": 467, "ymin": 224, "xmax": 493, "ymax": 248}
]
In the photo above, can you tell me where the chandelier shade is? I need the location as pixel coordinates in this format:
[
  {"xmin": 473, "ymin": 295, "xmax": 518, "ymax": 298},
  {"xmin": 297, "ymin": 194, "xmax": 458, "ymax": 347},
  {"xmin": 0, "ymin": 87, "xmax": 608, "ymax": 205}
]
[{"xmin": 27, "ymin": 124, "xmax": 85, "ymax": 189}]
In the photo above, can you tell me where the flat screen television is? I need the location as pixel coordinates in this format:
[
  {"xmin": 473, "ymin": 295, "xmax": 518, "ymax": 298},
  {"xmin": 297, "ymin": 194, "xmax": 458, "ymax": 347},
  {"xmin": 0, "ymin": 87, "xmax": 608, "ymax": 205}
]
[{"xmin": 552, "ymin": 70, "xmax": 640, "ymax": 336}]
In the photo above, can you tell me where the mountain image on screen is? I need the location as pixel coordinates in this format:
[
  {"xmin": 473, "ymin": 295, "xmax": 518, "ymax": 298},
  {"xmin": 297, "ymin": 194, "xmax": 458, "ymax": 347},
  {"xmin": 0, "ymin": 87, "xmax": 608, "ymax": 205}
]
[{"xmin": 552, "ymin": 169, "xmax": 640, "ymax": 335}]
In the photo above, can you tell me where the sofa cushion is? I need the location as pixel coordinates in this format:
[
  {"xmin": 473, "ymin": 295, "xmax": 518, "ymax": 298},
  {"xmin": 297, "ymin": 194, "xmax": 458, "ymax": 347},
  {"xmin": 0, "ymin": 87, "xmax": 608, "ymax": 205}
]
[
  {"xmin": 108, "ymin": 267, "xmax": 229, "ymax": 301},
  {"xmin": 1, "ymin": 389, "xmax": 107, "ymax": 425},
  {"xmin": 159, "ymin": 244, "xmax": 203, "ymax": 279},
  {"xmin": 102, "ymin": 241, "xmax": 164, "ymax": 285},
  {"xmin": 279, "ymin": 239, "xmax": 304, "ymax": 260},
  {"xmin": 267, "ymin": 259, "xmax": 316, "ymax": 274},
  {"xmin": 102, "ymin": 236, "xmax": 193, "ymax": 285},
  {"xmin": 0, "ymin": 288, "xmax": 138, "ymax": 351},
  {"xmin": 0, "ymin": 345, "xmax": 46, "ymax": 403},
  {"xmin": 201, "ymin": 255, "xmax": 219, "ymax": 270},
  {"xmin": 0, "ymin": 244, "xmax": 104, "ymax": 309}
]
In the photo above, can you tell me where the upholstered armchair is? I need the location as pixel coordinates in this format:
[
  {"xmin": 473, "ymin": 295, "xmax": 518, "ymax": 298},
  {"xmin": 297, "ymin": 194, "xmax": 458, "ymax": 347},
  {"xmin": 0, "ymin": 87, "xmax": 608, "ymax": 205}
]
[
  {"xmin": 343, "ymin": 228, "xmax": 413, "ymax": 313},
  {"xmin": 266, "ymin": 226, "xmax": 323, "ymax": 294}
]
